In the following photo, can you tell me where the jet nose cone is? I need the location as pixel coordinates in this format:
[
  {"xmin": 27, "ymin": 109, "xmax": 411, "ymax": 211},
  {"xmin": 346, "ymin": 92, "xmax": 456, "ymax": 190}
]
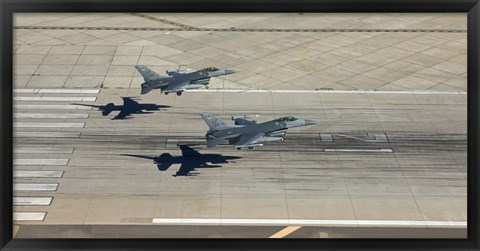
[
  {"xmin": 304, "ymin": 119, "xmax": 318, "ymax": 126},
  {"xmin": 224, "ymin": 69, "xmax": 236, "ymax": 75}
]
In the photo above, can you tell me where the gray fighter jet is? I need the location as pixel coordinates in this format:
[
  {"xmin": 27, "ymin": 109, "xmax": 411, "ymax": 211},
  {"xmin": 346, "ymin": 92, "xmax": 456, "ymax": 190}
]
[
  {"xmin": 135, "ymin": 65, "xmax": 236, "ymax": 96},
  {"xmin": 200, "ymin": 113, "xmax": 317, "ymax": 150}
]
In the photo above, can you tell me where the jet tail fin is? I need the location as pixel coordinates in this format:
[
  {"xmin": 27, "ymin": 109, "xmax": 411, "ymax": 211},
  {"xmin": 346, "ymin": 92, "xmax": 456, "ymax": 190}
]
[
  {"xmin": 200, "ymin": 112, "xmax": 227, "ymax": 130},
  {"xmin": 135, "ymin": 65, "xmax": 159, "ymax": 81}
]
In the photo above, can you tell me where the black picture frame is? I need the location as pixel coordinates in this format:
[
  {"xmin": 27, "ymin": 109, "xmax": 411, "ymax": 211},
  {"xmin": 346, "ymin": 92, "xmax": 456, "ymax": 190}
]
[{"xmin": 1, "ymin": 0, "xmax": 479, "ymax": 250}]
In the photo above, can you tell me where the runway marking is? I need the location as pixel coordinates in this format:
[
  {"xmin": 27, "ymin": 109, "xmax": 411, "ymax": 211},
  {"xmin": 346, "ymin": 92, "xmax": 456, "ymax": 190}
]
[
  {"xmin": 186, "ymin": 89, "xmax": 467, "ymax": 95},
  {"xmin": 324, "ymin": 149, "xmax": 394, "ymax": 153},
  {"xmin": 13, "ymin": 212, "xmax": 46, "ymax": 221},
  {"xmin": 335, "ymin": 133, "xmax": 389, "ymax": 143},
  {"xmin": 14, "ymin": 97, "xmax": 97, "ymax": 102},
  {"xmin": 372, "ymin": 133, "xmax": 388, "ymax": 142},
  {"xmin": 14, "ymin": 89, "xmax": 99, "ymax": 94},
  {"xmin": 319, "ymin": 232, "xmax": 329, "ymax": 238},
  {"xmin": 152, "ymin": 218, "xmax": 467, "ymax": 228},
  {"xmin": 14, "ymin": 159, "xmax": 69, "ymax": 166},
  {"xmin": 14, "ymin": 147, "xmax": 74, "ymax": 154},
  {"xmin": 15, "ymin": 113, "xmax": 89, "ymax": 119},
  {"xmin": 14, "ymin": 170, "xmax": 64, "ymax": 178},
  {"xmin": 13, "ymin": 197, "xmax": 53, "ymax": 206},
  {"xmin": 269, "ymin": 226, "xmax": 302, "ymax": 238},
  {"xmin": 14, "ymin": 104, "xmax": 92, "ymax": 110},
  {"xmin": 14, "ymin": 122, "xmax": 85, "ymax": 128},
  {"xmin": 320, "ymin": 133, "xmax": 333, "ymax": 142},
  {"xmin": 14, "ymin": 132, "xmax": 81, "ymax": 138},
  {"xmin": 13, "ymin": 183, "xmax": 58, "ymax": 191}
]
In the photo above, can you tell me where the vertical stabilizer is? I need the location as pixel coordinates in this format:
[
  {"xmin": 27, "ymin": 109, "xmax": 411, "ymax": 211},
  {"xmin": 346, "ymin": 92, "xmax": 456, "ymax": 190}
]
[
  {"xmin": 200, "ymin": 112, "xmax": 227, "ymax": 130},
  {"xmin": 135, "ymin": 65, "xmax": 159, "ymax": 81}
]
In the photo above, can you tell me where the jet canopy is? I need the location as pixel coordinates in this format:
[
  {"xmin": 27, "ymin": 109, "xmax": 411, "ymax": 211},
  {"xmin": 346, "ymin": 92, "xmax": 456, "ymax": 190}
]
[
  {"xmin": 203, "ymin": 67, "xmax": 219, "ymax": 72},
  {"xmin": 277, "ymin": 116, "xmax": 298, "ymax": 122}
]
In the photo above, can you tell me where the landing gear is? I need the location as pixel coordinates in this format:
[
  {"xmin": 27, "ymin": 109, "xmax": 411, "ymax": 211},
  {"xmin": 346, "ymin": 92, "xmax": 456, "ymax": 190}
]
[
  {"xmin": 205, "ymin": 85, "xmax": 209, "ymax": 89},
  {"xmin": 248, "ymin": 147, "xmax": 254, "ymax": 149},
  {"xmin": 236, "ymin": 147, "xmax": 242, "ymax": 150},
  {"xmin": 176, "ymin": 91, "xmax": 182, "ymax": 96},
  {"xmin": 280, "ymin": 138, "xmax": 285, "ymax": 142}
]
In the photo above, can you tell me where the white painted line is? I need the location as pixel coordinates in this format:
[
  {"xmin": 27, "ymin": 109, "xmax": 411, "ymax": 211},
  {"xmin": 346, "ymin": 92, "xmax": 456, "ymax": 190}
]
[
  {"xmin": 13, "ymin": 212, "xmax": 46, "ymax": 221},
  {"xmin": 152, "ymin": 218, "xmax": 467, "ymax": 228},
  {"xmin": 14, "ymin": 132, "xmax": 81, "ymax": 138},
  {"xmin": 14, "ymin": 89, "xmax": 99, "ymax": 94},
  {"xmin": 14, "ymin": 122, "xmax": 85, "ymax": 128},
  {"xmin": 13, "ymin": 183, "xmax": 58, "ymax": 191},
  {"xmin": 153, "ymin": 218, "xmax": 356, "ymax": 226},
  {"xmin": 13, "ymin": 197, "xmax": 53, "ymax": 206},
  {"xmin": 187, "ymin": 89, "xmax": 467, "ymax": 95},
  {"xmin": 14, "ymin": 170, "xmax": 64, "ymax": 178},
  {"xmin": 14, "ymin": 104, "xmax": 92, "ymax": 110},
  {"xmin": 14, "ymin": 97, "xmax": 96, "ymax": 102},
  {"xmin": 324, "ymin": 149, "xmax": 394, "ymax": 153},
  {"xmin": 14, "ymin": 159, "xmax": 69, "ymax": 166},
  {"xmin": 14, "ymin": 147, "xmax": 74, "ymax": 154},
  {"xmin": 424, "ymin": 221, "xmax": 468, "ymax": 227},
  {"xmin": 15, "ymin": 113, "xmax": 89, "ymax": 119}
]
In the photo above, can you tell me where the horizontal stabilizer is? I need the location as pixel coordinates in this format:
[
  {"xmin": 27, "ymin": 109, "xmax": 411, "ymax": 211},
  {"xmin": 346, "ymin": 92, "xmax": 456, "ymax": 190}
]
[
  {"xmin": 141, "ymin": 83, "xmax": 154, "ymax": 95},
  {"xmin": 207, "ymin": 137, "xmax": 223, "ymax": 148}
]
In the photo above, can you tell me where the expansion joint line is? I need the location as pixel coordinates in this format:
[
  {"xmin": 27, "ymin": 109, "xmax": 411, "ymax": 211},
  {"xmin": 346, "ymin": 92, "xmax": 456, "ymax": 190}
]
[
  {"xmin": 130, "ymin": 13, "xmax": 199, "ymax": 30},
  {"xmin": 14, "ymin": 26, "xmax": 467, "ymax": 33}
]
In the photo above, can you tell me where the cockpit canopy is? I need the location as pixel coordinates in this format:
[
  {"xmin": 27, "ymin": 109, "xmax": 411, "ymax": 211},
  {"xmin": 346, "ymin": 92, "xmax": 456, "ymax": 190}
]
[
  {"xmin": 277, "ymin": 116, "xmax": 298, "ymax": 122},
  {"xmin": 203, "ymin": 67, "xmax": 219, "ymax": 72}
]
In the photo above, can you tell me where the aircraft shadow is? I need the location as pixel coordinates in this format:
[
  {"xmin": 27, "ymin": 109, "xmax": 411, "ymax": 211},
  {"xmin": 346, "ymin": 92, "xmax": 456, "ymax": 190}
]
[
  {"xmin": 73, "ymin": 97, "xmax": 170, "ymax": 120},
  {"xmin": 122, "ymin": 145, "xmax": 241, "ymax": 177}
]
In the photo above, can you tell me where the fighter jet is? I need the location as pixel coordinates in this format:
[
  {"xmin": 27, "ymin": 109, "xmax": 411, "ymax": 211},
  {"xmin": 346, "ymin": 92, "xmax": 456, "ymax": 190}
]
[
  {"xmin": 200, "ymin": 113, "xmax": 317, "ymax": 150},
  {"xmin": 135, "ymin": 65, "xmax": 236, "ymax": 96}
]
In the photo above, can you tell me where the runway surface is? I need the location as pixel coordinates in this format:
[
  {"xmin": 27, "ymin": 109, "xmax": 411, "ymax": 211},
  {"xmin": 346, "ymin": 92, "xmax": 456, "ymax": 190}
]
[
  {"xmin": 12, "ymin": 88, "xmax": 467, "ymax": 238},
  {"xmin": 11, "ymin": 13, "xmax": 467, "ymax": 238}
]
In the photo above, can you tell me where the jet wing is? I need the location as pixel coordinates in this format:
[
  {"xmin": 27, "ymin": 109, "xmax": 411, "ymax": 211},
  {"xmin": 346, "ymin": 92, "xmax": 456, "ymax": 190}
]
[
  {"xmin": 235, "ymin": 132, "xmax": 263, "ymax": 148},
  {"xmin": 163, "ymin": 80, "xmax": 189, "ymax": 93}
]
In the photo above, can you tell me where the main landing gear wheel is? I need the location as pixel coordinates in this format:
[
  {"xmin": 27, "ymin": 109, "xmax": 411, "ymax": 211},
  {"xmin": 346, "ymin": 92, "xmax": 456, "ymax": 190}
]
[
  {"xmin": 176, "ymin": 91, "xmax": 182, "ymax": 96},
  {"xmin": 205, "ymin": 86, "xmax": 209, "ymax": 89},
  {"xmin": 248, "ymin": 147, "xmax": 254, "ymax": 149},
  {"xmin": 236, "ymin": 147, "xmax": 242, "ymax": 150}
]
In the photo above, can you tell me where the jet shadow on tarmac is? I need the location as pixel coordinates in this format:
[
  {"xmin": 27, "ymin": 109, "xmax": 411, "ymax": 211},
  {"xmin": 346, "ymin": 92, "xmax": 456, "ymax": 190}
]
[
  {"xmin": 73, "ymin": 97, "xmax": 170, "ymax": 120},
  {"xmin": 122, "ymin": 145, "xmax": 241, "ymax": 177}
]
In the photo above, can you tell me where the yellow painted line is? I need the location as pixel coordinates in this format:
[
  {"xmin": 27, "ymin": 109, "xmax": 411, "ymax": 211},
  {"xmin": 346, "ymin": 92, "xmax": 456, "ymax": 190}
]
[
  {"xmin": 268, "ymin": 226, "xmax": 302, "ymax": 238},
  {"xmin": 319, "ymin": 232, "xmax": 329, "ymax": 238},
  {"xmin": 300, "ymin": 42, "xmax": 317, "ymax": 75}
]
